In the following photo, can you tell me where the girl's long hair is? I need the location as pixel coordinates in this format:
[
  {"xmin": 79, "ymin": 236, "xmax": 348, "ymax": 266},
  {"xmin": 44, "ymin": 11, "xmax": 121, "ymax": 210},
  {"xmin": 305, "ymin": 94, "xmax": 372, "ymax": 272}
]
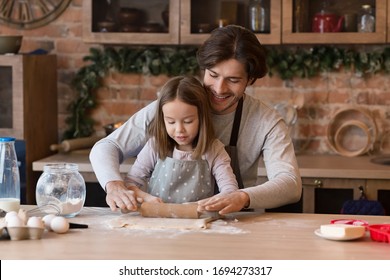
[{"xmin": 148, "ymin": 76, "xmax": 215, "ymax": 159}]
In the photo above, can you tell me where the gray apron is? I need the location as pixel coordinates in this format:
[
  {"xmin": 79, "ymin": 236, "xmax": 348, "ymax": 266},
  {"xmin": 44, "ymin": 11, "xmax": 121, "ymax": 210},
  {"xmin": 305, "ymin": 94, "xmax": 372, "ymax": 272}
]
[
  {"xmin": 214, "ymin": 97, "xmax": 244, "ymax": 194},
  {"xmin": 148, "ymin": 157, "xmax": 214, "ymax": 203}
]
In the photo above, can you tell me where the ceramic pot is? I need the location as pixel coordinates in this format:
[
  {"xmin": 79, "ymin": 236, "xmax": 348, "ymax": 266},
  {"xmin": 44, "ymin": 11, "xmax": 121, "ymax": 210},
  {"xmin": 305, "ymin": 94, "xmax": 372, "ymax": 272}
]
[
  {"xmin": 97, "ymin": 21, "xmax": 116, "ymax": 32},
  {"xmin": 312, "ymin": 11, "xmax": 344, "ymax": 32},
  {"xmin": 118, "ymin": 8, "xmax": 143, "ymax": 26},
  {"xmin": 0, "ymin": 35, "xmax": 22, "ymax": 54}
]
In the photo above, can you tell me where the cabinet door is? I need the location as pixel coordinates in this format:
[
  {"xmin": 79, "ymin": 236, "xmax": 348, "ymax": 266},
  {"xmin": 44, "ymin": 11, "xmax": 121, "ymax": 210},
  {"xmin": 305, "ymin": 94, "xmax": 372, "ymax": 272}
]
[
  {"xmin": 83, "ymin": 0, "xmax": 180, "ymax": 45},
  {"xmin": 302, "ymin": 178, "xmax": 365, "ymax": 213},
  {"xmin": 366, "ymin": 179, "xmax": 390, "ymax": 214},
  {"xmin": 282, "ymin": 0, "xmax": 387, "ymax": 44},
  {"xmin": 180, "ymin": 0, "xmax": 281, "ymax": 45},
  {"xmin": 0, "ymin": 57, "xmax": 24, "ymax": 139},
  {"xmin": 254, "ymin": 176, "xmax": 390, "ymax": 214}
]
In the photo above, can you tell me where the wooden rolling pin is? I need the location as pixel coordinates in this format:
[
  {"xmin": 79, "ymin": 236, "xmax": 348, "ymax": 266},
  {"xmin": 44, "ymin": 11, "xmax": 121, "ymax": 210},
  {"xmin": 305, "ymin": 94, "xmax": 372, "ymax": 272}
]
[
  {"xmin": 139, "ymin": 202, "xmax": 200, "ymax": 219},
  {"xmin": 50, "ymin": 135, "xmax": 103, "ymax": 153},
  {"xmin": 121, "ymin": 202, "xmax": 222, "ymax": 219}
]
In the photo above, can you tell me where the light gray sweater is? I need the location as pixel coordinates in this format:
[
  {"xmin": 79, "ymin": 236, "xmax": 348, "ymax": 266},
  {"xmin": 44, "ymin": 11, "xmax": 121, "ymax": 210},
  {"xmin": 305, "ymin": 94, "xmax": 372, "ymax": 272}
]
[{"xmin": 89, "ymin": 94, "xmax": 302, "ymax": 210}]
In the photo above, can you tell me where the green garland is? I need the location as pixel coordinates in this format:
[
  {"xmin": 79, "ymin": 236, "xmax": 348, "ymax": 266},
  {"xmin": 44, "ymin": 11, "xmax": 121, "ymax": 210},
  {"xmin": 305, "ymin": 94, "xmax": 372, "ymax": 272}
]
[
  {"xmin": 63, "ymin": 46, "xmax": 199, "ymax": 139},
  {"xmin": 64, "ymin": 45, "xmax": 390, "ymax": 140},
  {"xmin": 267, "ymin": 46, "xmax": 390, "ymax": 80}
]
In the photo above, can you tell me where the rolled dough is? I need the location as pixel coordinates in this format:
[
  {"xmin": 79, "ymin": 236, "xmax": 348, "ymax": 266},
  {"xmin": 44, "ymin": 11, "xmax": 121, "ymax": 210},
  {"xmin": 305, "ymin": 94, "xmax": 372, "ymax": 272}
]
[{"xmin": 109, "ymin": 213, "xmax": 216, "ymax": 230}]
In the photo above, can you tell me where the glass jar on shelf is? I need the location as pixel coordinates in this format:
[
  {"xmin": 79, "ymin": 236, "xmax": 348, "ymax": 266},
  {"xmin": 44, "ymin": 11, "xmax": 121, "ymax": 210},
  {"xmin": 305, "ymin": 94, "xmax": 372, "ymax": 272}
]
[
  {"xmin": 248, "ymin": 0, "xmax": 269, "ymax": 33},
  {"xmin": 293, "ymin": 0, "xmax": 309, "ymax": 33},
  {"xmin": 358, "ymin": 4, "xmax": 375, "ymax": 33}
]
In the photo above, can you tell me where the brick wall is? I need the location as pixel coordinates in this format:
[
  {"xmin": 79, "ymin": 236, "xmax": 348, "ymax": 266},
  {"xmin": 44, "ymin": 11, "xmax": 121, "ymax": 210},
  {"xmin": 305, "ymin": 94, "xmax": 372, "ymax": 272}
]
[{"xmin": 1, "ymin": 0, "xmax": 390, "ymax": 155}]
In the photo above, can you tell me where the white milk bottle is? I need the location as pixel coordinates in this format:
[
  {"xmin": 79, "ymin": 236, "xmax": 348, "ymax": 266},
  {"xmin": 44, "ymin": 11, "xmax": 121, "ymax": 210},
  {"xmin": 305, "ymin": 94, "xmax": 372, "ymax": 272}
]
[{"xmin": 0, "ymin": 137, "xmax": 20, "ymax": 212}]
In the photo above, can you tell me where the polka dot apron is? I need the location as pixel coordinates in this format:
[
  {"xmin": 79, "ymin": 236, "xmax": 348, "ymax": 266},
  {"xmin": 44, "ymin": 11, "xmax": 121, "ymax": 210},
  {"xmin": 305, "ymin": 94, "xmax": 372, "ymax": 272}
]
[{"xmin": 148, "ymin": 157, "xmax": 213, "ymax": 203}]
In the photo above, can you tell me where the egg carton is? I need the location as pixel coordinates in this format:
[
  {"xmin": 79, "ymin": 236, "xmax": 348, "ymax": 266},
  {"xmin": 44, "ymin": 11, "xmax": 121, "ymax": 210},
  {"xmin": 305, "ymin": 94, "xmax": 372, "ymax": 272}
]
[
  {"xmin": 0, "ymin": 207, "xmax": 83, "ymax": 241},
  {"xmin": 0, "ymin": 225, "xmax": 44, "ymax": 241}
]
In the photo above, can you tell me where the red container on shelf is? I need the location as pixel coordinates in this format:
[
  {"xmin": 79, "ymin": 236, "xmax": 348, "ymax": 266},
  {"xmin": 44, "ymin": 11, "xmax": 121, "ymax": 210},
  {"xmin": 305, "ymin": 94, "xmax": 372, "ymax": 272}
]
[{"xmin": 368, "ymin": 224, "xmax": 390, "ymax": 243}]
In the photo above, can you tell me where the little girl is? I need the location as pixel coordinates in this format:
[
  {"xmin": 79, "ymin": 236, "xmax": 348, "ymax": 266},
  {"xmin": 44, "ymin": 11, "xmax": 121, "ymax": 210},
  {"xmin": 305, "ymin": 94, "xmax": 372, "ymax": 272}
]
[{"xmin": 125, "ymin": 76, "xmax": 238, "ymax": 204}]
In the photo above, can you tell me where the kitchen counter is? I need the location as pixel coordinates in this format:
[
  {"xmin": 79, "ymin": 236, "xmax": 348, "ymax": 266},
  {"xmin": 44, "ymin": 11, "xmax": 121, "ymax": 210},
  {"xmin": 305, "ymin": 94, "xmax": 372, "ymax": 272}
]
[
  {"xmin": 295, "ymin": 154, "xmax": 390, "ymax": 179},
  {"xmin": 32, "ymin": 151, "xmax": 135, "ymax": 182},
  {"xmin": 32, "ymin": 152, "xmax": 390, "ymax": 181},
  {"xmin": 0, "ymin": 206, "xmax": 389, "ymax": 260}
]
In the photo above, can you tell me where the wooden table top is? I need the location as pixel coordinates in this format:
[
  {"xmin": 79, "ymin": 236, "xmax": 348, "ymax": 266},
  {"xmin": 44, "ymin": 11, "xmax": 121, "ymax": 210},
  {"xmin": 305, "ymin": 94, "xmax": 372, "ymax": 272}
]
[{"xmin": 1, "ymin": 207, "xmax": 389, "ymax": 260}]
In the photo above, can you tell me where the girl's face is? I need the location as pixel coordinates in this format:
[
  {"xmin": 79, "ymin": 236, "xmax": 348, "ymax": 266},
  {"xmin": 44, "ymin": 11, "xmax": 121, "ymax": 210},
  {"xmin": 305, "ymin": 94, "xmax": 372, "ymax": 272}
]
[
  {"xmin": 203, "ymin": 58, "xmax": 250, "ymax": 115},
  {"xmin": 162, "ymin": 98, "xmax": 200, "ymax": 151}
]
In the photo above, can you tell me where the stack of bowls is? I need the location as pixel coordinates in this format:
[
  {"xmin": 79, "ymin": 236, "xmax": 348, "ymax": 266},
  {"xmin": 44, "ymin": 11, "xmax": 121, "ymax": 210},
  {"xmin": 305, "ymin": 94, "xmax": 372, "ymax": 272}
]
[{"xmin": 327, "ymin": 106, "xmax": 377, "ymax": 157}]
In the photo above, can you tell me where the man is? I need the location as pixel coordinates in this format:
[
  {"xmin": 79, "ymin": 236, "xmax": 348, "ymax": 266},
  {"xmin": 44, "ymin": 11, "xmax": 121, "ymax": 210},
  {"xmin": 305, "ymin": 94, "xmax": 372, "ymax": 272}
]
[{"xmin": 89, "ymin": 25, "xmax": 302, "ymax": 214}]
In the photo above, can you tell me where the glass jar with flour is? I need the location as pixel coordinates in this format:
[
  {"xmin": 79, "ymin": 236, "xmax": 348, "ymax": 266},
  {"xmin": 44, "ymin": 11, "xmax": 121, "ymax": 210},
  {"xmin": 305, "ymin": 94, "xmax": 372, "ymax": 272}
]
[{"xmin": 36, "ymin": 163, "xmax": 86, "ymax": 217}]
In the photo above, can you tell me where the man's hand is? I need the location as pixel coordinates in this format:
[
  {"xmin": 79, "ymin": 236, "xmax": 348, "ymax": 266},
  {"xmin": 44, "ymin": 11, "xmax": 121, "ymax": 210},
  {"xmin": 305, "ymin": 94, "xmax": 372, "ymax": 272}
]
[
  {"xmin": 197, "ymin": 191, "xmax": 250, "ymax": 215},
  {"xmin": 127, "ymin": 185, "xmax": 163, "ymax": 204},
  {"xmin": 105, "ymin": 180, "xmax": 138, "ymax": 212}
]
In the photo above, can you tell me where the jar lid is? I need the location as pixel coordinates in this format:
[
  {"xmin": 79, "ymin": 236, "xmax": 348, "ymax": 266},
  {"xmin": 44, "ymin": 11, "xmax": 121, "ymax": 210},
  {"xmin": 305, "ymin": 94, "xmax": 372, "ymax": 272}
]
[
  {"xmin": 0, "ymin": 137, "xmax": 16, "ymax": 142},
  {"xmin": 43, "ymin": 163, "xmax": 79, "ymax": 172}
]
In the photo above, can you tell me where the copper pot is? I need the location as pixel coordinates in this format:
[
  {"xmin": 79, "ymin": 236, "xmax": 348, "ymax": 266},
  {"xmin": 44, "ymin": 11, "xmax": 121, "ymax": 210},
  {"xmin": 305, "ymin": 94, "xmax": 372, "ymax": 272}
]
[
  {"xmin": 118, "ymin": 8, "xmax": 143, "ymax": 25},
  {"xmin": 97, "ymin": 21, "xmax": 116, "ymax": 32},
  {"xmin": 140, "ymin": 22, "xmax": 163, "ymax": 33}
]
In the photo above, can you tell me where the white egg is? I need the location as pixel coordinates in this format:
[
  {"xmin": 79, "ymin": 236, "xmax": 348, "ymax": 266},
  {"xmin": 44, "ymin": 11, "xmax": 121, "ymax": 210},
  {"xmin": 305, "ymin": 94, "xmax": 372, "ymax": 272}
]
[
  {"xmin": 6, "ymin": 215, "xmax": 25, "ymax": 227},
  {"xmin": 42, "ymin": 214, "xmax": 57, "ymax": 231},
  {"xmin": 50, "ymin": 216, "xmax": 69, "ymax": 234},
  {"xmin": 4, "ymin": 211, "xmax": 18, "ymax": 222},
  {"xmin": 27, "ymin": 216, "xmax": 45, "ymax": 228}
]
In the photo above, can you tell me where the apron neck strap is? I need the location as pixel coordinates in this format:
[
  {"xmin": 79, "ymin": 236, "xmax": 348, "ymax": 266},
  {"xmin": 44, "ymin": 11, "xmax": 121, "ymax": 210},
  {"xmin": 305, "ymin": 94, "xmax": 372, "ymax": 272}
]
[{"xmin": 229, "ymin": 97, "xmax": 243, "ymax": 146}]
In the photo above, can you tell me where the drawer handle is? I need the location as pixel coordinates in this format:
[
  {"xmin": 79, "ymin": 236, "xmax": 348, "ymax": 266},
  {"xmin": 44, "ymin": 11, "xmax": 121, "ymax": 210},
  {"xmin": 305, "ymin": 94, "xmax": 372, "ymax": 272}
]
[{"xmin": 302, "ymin": 179, "xmax": 322, "ymax": 188}]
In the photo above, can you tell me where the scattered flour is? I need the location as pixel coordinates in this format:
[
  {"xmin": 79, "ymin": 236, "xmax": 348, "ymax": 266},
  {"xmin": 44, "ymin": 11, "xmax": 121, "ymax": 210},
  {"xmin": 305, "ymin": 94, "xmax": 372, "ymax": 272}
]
[
  {"xmin": 205, "ymin": 219, "xmax": 249, "ymax": 235},
  {"xmin": 73, "ymin": 208, "xmax": 250, "ymax": 239}
]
